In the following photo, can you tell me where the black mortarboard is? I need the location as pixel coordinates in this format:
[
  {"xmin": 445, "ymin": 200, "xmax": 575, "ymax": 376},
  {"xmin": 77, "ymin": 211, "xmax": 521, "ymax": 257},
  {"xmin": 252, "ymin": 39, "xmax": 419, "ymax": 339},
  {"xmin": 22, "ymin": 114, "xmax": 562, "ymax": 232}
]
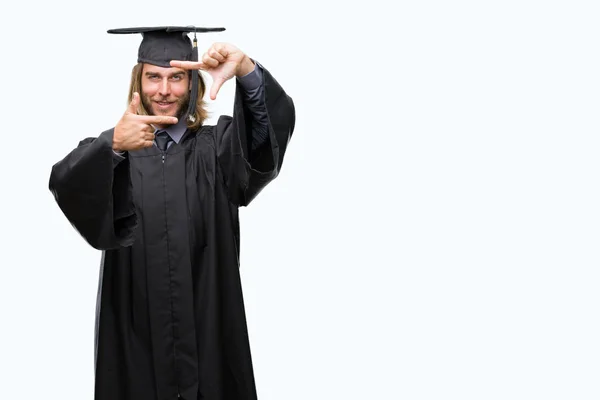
[{"xmin": 107, "ymin": 26, "xmax": 226, "ymax": 123}]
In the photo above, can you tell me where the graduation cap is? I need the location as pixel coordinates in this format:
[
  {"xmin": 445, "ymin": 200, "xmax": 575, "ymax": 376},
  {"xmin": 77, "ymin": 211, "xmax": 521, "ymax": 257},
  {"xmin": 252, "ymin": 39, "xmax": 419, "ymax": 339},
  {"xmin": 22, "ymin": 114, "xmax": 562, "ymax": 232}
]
[{"xmin": 107, "ymin": 26, "xmax": 226, "ymax": 123}]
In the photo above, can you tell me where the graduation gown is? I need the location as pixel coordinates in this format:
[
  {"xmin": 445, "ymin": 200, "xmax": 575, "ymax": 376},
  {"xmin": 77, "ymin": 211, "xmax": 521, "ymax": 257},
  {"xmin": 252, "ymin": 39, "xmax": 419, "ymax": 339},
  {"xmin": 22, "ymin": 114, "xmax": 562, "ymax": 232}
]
[{"xmin": 48, "ymin": 67, "xmax": 295, "ymax": 400}]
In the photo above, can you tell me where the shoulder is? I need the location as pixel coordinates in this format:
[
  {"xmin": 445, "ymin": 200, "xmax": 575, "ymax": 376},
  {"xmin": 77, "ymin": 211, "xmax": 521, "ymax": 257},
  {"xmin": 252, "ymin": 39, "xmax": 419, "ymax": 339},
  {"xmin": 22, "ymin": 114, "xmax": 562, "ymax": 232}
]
[
  {"xmin": 77, "ymin": 128, "xmax": 115, "ymax": 147},
  {"xmin": 216, "ymin": 115, "xmax": 233, "ymax": 129},
  {"xmin": 183, "ymin": 123, "xmax": 218, "ymax": 149},
  {"xmin": 194, "ymin": 116, "xmax": 234, "ymax": 145}
]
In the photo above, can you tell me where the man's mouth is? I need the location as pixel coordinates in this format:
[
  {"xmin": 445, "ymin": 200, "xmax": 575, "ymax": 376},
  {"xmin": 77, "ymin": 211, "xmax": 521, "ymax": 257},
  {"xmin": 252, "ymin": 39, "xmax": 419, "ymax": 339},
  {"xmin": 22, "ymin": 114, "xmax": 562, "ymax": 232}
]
[{"xmin": 154, "ymin": 101, "xmax": 175, "ymax": 109}]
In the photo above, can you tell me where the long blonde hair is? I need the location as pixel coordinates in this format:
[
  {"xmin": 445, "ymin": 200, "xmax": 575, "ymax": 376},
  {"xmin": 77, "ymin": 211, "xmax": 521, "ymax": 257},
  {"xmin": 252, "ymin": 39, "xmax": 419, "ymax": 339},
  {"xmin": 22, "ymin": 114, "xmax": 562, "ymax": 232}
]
[{"xmin": 127, "ymin": 63, "xmax": 208, "ymax": 131}]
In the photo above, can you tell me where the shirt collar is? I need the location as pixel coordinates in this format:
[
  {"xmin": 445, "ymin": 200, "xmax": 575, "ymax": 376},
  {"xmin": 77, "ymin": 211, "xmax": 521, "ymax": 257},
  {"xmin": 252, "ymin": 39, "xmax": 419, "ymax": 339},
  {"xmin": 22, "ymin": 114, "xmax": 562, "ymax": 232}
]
[{"xmin": 153, "ymin": 116, "xmax": 188, "ymax": 144}]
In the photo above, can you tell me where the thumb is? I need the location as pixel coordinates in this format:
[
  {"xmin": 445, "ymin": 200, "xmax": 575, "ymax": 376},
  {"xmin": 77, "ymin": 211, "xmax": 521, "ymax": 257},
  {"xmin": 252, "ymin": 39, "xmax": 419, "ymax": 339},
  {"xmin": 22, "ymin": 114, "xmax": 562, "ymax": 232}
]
[
  {"xmin": 210, "ymin": 78, "xmax": 226, "ymax": 100},
  {"xmin": 127, "ymin": 92, "xmax": 140, "ymax": 114}
]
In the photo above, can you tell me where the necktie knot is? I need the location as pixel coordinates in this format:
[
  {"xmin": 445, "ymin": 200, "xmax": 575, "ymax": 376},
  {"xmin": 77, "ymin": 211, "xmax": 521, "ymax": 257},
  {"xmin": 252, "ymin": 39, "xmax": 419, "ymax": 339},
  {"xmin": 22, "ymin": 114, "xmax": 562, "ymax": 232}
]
[{"xmin": 155, "ymin": 130, "xmax": 173, "ymax": 152}]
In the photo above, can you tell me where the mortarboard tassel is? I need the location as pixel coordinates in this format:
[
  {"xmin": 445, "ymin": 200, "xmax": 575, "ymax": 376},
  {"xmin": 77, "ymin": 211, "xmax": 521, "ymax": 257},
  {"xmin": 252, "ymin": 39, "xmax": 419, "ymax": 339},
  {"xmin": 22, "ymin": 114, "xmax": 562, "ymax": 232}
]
[{"xmin": 186, "ymin": 32, "xmax": 199, "ymax": 124}]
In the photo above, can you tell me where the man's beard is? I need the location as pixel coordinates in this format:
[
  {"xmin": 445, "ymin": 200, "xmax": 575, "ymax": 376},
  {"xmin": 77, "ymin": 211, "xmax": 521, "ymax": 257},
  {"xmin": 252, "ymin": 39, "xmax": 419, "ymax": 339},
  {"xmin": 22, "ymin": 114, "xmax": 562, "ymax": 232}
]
[{"xmin": 141, "ymin": 92, "xmax": 190, "ymax": 119}]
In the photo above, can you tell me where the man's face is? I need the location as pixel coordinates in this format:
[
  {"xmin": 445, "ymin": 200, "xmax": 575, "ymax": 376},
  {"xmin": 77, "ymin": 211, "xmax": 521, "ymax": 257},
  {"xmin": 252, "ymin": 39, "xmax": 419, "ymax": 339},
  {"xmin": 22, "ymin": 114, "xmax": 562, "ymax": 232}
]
[{"xmin": 141, "ymin": 64, "xmax": 190, "ymax": 119}]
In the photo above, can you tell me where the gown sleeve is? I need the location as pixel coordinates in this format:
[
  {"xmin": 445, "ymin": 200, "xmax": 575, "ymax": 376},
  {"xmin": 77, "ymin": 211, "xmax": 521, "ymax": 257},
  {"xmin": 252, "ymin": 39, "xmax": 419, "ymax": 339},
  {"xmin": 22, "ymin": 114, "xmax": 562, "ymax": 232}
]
[
  {"xmin": 48, "ymin": 128, "xmax": 137, "ymax": 250},
  {"xmin": 215, "ymin": 65, "xmax": 296, "ymax": 207}
]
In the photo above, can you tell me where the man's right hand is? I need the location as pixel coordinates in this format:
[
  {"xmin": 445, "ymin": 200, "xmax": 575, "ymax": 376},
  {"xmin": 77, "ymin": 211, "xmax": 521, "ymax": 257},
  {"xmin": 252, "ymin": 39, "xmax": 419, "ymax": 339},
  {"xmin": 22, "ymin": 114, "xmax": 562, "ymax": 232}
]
[{"xmin": 112, "ymin": 92, "xmax": 178, "ymax": 152}]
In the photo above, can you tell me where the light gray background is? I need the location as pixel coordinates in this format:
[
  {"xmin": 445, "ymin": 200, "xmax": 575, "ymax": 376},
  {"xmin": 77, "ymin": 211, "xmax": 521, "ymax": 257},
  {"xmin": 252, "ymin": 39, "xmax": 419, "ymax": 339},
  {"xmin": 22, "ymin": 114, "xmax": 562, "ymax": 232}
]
[{"xmin": 1, "ymin": 0, "xmax": 599, "ymax": 399}]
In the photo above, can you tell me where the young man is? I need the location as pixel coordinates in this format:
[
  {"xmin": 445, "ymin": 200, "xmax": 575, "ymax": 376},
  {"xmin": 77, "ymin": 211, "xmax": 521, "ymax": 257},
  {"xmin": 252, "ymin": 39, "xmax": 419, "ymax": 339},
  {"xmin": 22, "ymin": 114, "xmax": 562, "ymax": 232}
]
[{"xmin": 49, "ymin": 26, "xmax": 296, "ymax": 400}]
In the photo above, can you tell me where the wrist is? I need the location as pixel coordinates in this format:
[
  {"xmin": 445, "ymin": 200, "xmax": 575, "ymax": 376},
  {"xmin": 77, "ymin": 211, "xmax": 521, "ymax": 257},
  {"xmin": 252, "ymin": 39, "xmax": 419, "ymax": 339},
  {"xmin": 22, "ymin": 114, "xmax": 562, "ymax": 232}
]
[
  {"xmin": 236, "ymin": 56, "xmax": 255, "ymax": 78},
  {"xmin": 112, "ymin": 140, "xmax": 124, "ymax": 153}
]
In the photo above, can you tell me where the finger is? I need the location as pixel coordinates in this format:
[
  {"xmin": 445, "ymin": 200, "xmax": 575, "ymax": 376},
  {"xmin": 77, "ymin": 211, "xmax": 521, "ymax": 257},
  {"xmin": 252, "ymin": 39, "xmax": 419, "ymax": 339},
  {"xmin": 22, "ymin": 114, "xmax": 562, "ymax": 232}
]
[
  {"xmin": 213, "ymin": 43, "xmax": 230, "ymax": 58},
  {"xmin": 127, "ymin": 92, "xmax": 140, "ymax": 114},
  {"xmin": 142, "ymin": 140, "xmax": 155, "ymax": 148},
  {"xmin": 137, "ymin": 115, "xmax": 178, "ymax": 125},
  {"xmin": 202, "ymin": 53, "xmax": 220, "ymax": 68},
  {"xmin": 210, "ymin": 77, "xmax": 226, "ymax": 100},
  {"xmin": 208, "ymin": 47, "xmax": 226, "ymax": 63},
  {"xmin": 170, "ymin": 60, "xmax": 207, "ymax": 70},
  {"xmin": 143, "ymin": 131, "xmax": 156, "ymax": 141},
  {"xmin": 142, "ymin": 124, "xmax": 155, "ymax": 133}
]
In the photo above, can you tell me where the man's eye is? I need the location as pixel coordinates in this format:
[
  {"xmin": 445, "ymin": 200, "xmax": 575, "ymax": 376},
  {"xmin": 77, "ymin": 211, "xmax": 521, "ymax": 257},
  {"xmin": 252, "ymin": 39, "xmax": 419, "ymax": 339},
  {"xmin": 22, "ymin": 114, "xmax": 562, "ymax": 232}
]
[{"xmin": 172, "ymin": 75, "xmax": 182, "ymax": 81}]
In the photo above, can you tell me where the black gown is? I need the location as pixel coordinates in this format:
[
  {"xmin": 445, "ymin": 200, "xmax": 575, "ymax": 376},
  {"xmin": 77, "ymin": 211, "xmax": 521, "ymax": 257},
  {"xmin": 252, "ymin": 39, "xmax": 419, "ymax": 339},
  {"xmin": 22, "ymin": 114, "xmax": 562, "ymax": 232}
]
[{"xmin": 48, "ymin": 67, "xmax": 295, "ymax": 400}]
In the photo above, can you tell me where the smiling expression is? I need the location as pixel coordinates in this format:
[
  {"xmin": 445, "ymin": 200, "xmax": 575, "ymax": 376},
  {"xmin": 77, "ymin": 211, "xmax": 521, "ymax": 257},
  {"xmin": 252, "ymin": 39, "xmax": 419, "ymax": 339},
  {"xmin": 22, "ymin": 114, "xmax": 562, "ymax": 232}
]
[{"xmin": 140, "ymin": 64, "xmax": 190, "ymax": 121}]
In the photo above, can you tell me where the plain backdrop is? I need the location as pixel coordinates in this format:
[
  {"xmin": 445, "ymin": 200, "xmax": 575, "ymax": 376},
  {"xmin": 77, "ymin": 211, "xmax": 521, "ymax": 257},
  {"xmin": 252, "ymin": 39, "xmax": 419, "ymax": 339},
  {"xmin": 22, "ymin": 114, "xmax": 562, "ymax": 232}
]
[{"xmin": 1, "ymin": 1, "xmax": 599, "ymax": 399}]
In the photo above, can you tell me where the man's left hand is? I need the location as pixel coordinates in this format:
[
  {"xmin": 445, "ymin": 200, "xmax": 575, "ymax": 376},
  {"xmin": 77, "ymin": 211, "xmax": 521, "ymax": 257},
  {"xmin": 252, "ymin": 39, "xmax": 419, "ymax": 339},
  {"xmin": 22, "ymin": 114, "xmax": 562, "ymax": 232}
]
[{"xmin": 170, "ymin": 43, "xmax": 255, "ymax": 100}]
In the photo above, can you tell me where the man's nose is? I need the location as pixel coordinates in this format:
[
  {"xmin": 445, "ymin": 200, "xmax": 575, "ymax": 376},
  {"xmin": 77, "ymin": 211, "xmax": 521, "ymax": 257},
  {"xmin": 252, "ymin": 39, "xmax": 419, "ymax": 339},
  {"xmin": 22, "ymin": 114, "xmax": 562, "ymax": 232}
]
[{"xmin": 159, "ymin": 78, "xmax": 170, "ymax": 96}]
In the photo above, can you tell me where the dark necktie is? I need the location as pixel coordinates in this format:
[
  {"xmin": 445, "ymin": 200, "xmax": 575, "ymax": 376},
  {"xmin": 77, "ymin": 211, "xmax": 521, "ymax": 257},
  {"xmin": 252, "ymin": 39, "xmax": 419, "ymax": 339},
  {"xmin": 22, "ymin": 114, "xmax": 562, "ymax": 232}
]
[{"xmin": 155, "ymin": 130, "xmax": 173, "ymax": 152}]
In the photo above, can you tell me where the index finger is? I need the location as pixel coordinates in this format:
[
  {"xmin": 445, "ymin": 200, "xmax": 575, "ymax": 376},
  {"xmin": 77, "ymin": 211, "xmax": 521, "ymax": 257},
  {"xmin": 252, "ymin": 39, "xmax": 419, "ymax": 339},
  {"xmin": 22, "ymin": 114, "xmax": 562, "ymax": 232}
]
[
  {"xmin": 170, "ymin": 60, "xmax": 207, "ymax": 70},
  {"xmin": 137, "ymin": 115, "xmax": 178, "ymax": 125}
]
